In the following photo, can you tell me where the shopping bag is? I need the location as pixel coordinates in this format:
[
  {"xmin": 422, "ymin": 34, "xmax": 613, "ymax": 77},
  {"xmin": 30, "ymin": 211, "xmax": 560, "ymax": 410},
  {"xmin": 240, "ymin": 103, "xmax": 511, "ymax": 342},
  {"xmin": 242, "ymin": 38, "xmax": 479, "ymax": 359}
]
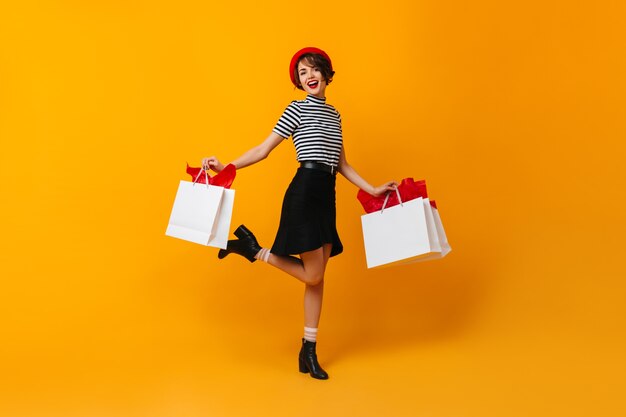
[
  {"xmin": 358, "ymin": 179, "xmax": 451, "ymax": 266},
  {"xmin": 166, "ymin": 166, "xmax": 235, "ymax": 249},
  {"xmin": 392, "ymin": 198, "xmax": 452, "ymax": 265},
  {"xmin": 361, "ymin": 190, "xmax": 440, "ymax": 268},
  {"xmin": 430, "ymin": 201, "xmax": 451, "ymax": 257}
]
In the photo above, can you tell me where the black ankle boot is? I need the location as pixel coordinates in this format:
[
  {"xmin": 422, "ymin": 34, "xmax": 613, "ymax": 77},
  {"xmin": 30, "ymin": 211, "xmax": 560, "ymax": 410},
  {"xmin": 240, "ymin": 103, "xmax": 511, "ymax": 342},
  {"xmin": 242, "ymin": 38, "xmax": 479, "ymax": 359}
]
[
  {"xmin": 217, "ymin": 225, "xmax": 261, "ymax": 263},
  {"xmin": 298, "ymin": 339, "xmax": 329, "ymax": 380}
]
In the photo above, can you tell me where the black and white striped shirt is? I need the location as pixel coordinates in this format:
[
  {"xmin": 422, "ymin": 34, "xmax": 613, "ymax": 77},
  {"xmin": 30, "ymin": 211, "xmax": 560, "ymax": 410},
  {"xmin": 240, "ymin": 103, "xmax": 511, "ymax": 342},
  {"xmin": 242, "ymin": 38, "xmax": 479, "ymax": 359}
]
[{"xmin": 273, "ymin": 95, "xmax": 343, "ymax": 167}]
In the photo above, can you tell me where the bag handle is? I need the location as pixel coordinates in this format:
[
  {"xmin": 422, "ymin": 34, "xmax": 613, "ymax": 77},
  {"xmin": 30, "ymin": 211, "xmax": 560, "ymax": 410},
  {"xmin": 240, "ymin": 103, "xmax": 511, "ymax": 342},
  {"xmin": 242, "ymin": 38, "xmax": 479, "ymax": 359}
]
[
  {"xmin": 380, "ymin": 188, "xmax": 403, "ymax": 214},
  {"xmin": 193, "ymin": 168, "xmax": 210, "ymax": 188}
]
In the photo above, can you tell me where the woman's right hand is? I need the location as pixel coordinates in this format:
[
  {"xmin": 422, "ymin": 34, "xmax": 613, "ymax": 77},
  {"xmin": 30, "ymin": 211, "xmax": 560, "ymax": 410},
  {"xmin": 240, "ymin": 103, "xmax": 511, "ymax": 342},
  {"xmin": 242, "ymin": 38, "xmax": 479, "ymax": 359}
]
[
  {"xmin": 371, "ymin": 181, "xmax": 399, "ymax": 197},
  {"xmin": 201, "ymin": 156, "xmax": 224, "ymax": 172}
]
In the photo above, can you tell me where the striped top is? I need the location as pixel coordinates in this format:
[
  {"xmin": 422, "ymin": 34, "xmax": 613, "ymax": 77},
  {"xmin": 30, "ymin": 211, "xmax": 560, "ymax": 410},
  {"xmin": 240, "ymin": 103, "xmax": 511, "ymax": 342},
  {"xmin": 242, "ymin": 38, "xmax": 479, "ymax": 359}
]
[{"xmin": 273, "ymin": 94, "xmax": 343, "ymax": 167}]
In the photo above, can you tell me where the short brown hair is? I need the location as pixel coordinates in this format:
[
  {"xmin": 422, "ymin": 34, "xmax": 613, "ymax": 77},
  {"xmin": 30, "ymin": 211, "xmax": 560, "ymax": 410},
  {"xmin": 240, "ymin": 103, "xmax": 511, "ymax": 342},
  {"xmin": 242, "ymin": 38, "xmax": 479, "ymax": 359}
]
[{"xmin": 293, "ymin": 53, "xmax": 335, "ymax": 90}]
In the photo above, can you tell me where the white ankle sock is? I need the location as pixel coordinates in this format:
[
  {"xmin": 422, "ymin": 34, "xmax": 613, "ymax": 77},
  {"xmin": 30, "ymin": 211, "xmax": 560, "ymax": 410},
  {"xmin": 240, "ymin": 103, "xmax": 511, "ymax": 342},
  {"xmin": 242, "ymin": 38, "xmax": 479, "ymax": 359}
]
[
  {"xmin": 304, "ymin": 327, "xmax": 318, "ymax": 343},
  {"xmin": 254, "ymin": 248, "xmax": 271, "ymax": 263}
]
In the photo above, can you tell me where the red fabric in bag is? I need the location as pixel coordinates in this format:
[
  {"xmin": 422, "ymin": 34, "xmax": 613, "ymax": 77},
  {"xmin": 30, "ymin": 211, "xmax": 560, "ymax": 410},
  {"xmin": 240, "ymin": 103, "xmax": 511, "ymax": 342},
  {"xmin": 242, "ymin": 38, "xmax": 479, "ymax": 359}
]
[
  {"xmin": 357, "ymin": 178, "xmax": 428, "ymax": 213},
  {"xmin": 186, "ymin": 163, "xmax": 236, "ymax": 189}
]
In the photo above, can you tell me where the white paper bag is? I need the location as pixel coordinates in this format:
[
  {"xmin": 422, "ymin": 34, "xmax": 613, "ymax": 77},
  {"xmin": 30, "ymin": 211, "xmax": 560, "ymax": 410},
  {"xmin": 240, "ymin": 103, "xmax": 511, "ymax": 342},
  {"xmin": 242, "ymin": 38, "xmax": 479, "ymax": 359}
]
[
  {"xmin": 396, "ymin": 198, "xmax": 451, "ymax": 264},
  {"xmin": 423, "ymin": 198, "xmax": 442, "ymax": 253},
  {"xmin": 431, "ymin": 204, "xmax": 451, "ymax": 257},
  {"xmin": 211, "ymin": 188, "xmax": 235, "ymax": 249},
  {"xmin": 361, "ymin": 192, "xmax": 441, "ymax": 269},
  {"xmin": 166, "ymin": 180, "xmax": 234, "ymax": 249}
]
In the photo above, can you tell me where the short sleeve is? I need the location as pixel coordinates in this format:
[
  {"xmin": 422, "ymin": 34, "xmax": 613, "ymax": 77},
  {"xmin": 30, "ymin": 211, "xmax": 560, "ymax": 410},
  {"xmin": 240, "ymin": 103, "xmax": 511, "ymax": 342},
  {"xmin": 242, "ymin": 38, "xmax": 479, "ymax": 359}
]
[{"xmin": 272, "ymin": 101, "xmax": 301, "ymax": 139}]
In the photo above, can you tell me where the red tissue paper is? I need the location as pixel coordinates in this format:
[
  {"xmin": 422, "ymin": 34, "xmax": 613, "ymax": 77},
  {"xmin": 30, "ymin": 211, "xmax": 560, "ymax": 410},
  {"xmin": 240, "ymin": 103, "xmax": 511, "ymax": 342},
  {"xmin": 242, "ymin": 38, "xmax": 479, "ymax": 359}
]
[
  {"xmin": 186, "ymin": 163, "xmax": 236, "ymax": 189},
  {"xmin": 357, "ymin": 178, "xmax": 434, "ymax": 214}
]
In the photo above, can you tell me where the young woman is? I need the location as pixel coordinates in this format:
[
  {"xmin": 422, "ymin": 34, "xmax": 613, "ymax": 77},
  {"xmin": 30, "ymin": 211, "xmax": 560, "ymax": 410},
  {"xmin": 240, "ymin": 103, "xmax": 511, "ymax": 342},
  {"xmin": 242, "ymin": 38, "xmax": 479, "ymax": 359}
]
[{"xmin": 202, "ymin": 47, "xmax": 397, "ymax": 380}]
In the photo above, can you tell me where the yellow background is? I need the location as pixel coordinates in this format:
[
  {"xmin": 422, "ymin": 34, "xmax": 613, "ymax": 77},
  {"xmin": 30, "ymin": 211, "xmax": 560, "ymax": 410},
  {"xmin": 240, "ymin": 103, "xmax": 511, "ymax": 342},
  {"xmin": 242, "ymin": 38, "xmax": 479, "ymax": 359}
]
[{"xmin": 1, "ymin": 1, "xmax": 625, "ymax": 416}]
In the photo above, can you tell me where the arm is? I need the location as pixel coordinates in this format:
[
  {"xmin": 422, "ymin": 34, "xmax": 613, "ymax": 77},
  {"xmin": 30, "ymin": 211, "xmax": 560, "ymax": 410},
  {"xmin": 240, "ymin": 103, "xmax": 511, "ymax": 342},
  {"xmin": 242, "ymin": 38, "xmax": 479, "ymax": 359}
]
[
  {"xmin": 202, "ymin": 132, "xmax": 284, "ymax": 172},
  {"xmin": 337, "ymin": 145, "xmax": 397, "ymax": 197}
]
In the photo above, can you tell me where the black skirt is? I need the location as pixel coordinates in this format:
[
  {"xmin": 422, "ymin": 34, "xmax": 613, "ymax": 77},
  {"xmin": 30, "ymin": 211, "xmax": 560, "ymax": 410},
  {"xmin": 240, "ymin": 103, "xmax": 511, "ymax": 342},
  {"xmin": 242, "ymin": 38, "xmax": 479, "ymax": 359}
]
[{"xmin": 271, "ymin": 167, "xmax": 343, "ymax": 257}]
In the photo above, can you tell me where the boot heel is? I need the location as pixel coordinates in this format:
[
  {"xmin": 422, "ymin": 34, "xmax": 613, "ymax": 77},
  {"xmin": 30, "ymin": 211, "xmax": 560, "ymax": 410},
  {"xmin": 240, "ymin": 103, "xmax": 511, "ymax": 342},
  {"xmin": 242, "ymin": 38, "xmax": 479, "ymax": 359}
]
[
  {"xmin": 299, "ymin": 339, "xmax": 329, "ymax": 380},
  {"xmin": 217, "ymin": 225, "xmax": 260, "ymax": 263},
  {"xmin": 299, "ymin": 356, "xmax": 309, "ymax": 373},
  {"xmin": 234, "ymin": 225, "xmax": 252, "ymax": 239}
]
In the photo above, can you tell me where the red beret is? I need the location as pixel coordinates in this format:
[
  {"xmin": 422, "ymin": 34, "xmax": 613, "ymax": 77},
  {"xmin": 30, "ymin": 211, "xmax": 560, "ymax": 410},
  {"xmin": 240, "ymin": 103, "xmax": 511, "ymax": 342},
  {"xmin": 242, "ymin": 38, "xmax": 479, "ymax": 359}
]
[{"xmin": 289, "ymin": 47, "xmax": 333, "ymax": 87}]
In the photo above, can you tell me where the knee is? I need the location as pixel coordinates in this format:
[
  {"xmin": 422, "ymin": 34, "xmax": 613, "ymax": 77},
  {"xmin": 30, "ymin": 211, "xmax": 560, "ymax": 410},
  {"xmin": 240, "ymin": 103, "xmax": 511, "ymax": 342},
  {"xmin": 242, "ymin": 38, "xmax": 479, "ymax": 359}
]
[{"xmin": 305, "ymin": 273, "xmax": 324, "ymax": 286}]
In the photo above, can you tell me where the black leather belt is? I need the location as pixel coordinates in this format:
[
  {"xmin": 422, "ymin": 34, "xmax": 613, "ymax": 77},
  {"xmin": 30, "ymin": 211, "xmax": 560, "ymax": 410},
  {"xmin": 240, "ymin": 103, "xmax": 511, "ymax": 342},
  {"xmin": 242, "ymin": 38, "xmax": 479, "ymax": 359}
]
[{"xmin": 300, "ymin": 161, "xmax": 337, "ymax": 175}]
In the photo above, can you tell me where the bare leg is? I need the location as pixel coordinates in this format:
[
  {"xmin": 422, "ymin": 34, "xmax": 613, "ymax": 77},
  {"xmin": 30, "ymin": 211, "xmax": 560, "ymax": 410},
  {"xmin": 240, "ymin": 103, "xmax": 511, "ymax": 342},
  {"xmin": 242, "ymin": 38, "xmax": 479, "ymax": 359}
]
[
  {"xmin": 266, "ymin": 244, "xmax": 332, "ymax": 286},
  {"xmin": 263, "ymin": 244, "xmax": 332, "ymax": 327},
  {"xmin": 264, "ymin": 244, "xmax": 333, "ymax": 380},
  {"xmin": 304, "ymin": 244, "xmax": 332, "ymax": 328}
]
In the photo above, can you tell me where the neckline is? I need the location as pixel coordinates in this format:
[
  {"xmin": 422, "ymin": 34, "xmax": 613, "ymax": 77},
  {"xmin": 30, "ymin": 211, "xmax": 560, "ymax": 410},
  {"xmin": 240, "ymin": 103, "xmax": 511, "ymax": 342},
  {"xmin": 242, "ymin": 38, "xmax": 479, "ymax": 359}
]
[{"xmin": 306, "ymin": 94, "xmax": 326, "ymax": 104}]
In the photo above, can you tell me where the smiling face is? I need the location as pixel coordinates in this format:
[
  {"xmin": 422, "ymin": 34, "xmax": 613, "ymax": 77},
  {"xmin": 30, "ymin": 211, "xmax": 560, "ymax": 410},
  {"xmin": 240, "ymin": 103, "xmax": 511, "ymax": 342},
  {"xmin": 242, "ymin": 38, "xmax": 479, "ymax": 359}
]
[
  {"xmin": 293, "ymin": 53, "xmax": 334, "ymax": 97},
  {"xmin": 297, "ymin": 59, "xmax": 328, "ymax": 98}
]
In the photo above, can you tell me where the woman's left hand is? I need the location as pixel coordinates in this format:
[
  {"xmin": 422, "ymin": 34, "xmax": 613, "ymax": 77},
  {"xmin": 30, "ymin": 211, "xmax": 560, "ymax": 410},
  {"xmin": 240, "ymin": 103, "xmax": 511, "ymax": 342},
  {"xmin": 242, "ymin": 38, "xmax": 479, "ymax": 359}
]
[
  {"xmin": 201, "ymin": 156, "xmax": 224, "ymax": 172},
  {"xmin": 371, "ymin": 181, "xmax": 398, "ymax": 197}
]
